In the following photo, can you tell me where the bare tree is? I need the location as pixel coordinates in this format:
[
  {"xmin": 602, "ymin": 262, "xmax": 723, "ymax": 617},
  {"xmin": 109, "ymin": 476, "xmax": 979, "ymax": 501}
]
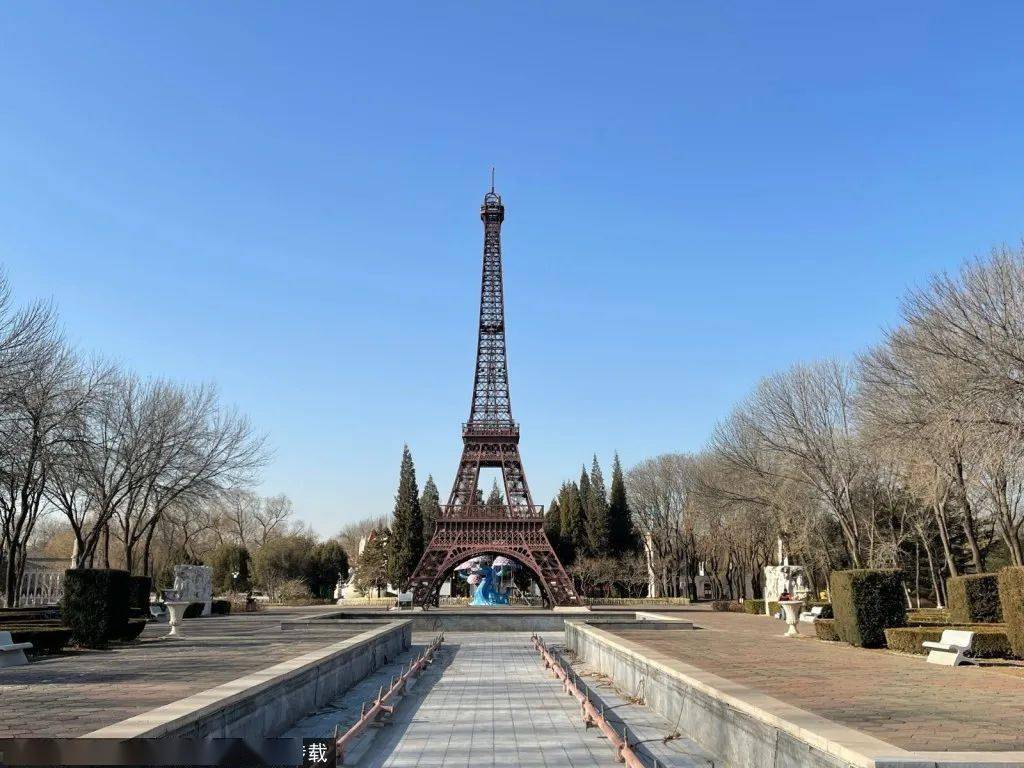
[
  {"xmin": 625, "ymin": 454, "xmax": 700, "ymax": 598},
  {"xmin": 253, "ymin": 494, "xmax": 293, "ymax": 547},
  {"xmin": 0, "ymin": 284, "xmax": 83, "ymax": 604},
  {"xmin": 710, "ymin": 360, "xmax": 868, "ymax": 565},
  {"xmin": 47, "ymin": 370, "xmax": 266, "ymax": 573},
  {"xmin": 337, "ymin": 514, "xmax": 390, "ymax": 564}
]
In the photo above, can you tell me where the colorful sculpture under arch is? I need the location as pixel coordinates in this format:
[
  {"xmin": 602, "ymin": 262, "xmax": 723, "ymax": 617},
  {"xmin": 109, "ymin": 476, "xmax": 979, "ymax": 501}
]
[{"xmin": 454, "ymin": 555, "xmax": 513, "ymax": 605}]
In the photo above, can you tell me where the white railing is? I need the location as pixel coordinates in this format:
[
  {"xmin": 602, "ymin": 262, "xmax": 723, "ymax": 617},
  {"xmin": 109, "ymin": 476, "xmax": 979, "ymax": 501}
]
[{"xmin": 18, "ymin": 571, "xmax": 65, "ymax": 607}]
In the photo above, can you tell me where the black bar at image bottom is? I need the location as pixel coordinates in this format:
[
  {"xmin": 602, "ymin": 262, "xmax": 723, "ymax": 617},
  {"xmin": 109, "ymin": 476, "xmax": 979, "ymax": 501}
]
[{"xmin": 0, "ymin": 738, "xmax": 335, "ymax": 767}]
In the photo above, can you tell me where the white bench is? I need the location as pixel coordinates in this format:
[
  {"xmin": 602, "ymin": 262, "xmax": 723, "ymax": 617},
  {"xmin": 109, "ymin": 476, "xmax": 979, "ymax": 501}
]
[
  {"xmin": 0, "ymin": 630, "xmax": 33, "ymax": 668},
  {"xmin": 799, "ymin": 606, "xmax": 825, "ymax": 624},
  {"xmin": 922, "ymin": 629, "xmax": 976, "ymax": 667}
]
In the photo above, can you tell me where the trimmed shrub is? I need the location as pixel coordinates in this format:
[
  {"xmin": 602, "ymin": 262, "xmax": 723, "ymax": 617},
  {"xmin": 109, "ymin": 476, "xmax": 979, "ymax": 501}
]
[
  {"xmin": 831, "ymin": 569, "xmax": 906, "ymax": 648},
  {"xmin": 211, "ymin": 599, "xmax": 231, "ymax": 615},
  {"xmin": 0, "ymin": 606, "xmax": 61, "ymax": 621},
  {"xmin": 61, "ymin": 569, "xmax": 130, "ymax": 649},
  {"xmin": 906, "ymin": 608, "xmax": 949, "ymax": 626},
  {"xmin": 884, "ymin": 625, "xmax": 1013, "ymax": 658},
  {"xmin": 711, "ymin": 600, "xmax": 743, "ymax": 612},
  {"xmin": 116, "ymin": 618, "xmax": 148, "ymax": 642},
  {"xmin": 7, "ymin": 625, "xmax": 73, "ymax": 655},
  {"xmin": 127, "ymin": 576, "xmax": 153, "ymax": 618},
  {"xmin": 0, "ymin": 608, "xmax": 61, "ymax": 624},
  {"xmin": 183, "ymin": 602, "xmax": 205, "ymax": 618},
  {"xmin": 229, "ymin": 594, "xmax": 263, "ymax": 613},
  {"xmin": 814, "ymin": 618, "xmax": 840, "ymax": 642},
  {"xmin": 742, "ymin": 599, "xmax": 780, "ymax": 615},
  {"xmin": 947, "ymin": 573, "xmax": 1002, "ymax": 624},
  {"xmin": 998, "ymin": 566, "xmax": 1024, "ymax": 658}
]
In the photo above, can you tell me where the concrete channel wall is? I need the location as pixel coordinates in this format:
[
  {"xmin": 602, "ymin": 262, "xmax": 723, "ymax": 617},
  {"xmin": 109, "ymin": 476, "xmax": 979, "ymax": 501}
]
[
  {"xmin": 84, "ymin": 621, "xmax": 412, "ymax": 740},
  {"xmin": 566, "ymin": 621, "xmax": 878, "ymax": 768},
  {"xmin": 283, "ymin": 609, "xmax": 667, "ymax": 633},
  {"xmin": 566, "ymin": 622, "xmax": 1024, "ymax": 768}
]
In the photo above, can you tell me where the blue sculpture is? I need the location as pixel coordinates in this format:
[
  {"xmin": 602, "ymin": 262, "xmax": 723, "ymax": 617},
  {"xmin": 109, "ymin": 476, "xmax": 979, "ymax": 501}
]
[{"xmin": 454, "ymin": 556, "xmax": 512, "ymax": 605}]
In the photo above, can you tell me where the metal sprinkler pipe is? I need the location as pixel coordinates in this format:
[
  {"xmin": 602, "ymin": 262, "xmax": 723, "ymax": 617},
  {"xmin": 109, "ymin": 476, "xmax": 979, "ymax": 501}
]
[
  {"xmin": 336, "ymin": 633, "xmax": 444, "ymax": 762},
  {"xmin": 532, "ymin": 635, "xmax": 646, "ymax": 768}
]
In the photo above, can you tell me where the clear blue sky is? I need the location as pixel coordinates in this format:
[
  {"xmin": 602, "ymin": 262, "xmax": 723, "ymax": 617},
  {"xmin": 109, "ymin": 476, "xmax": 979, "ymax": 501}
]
[{"xmin": 2, "ymin": 3, "xmax": 1022, "ymax": 536}]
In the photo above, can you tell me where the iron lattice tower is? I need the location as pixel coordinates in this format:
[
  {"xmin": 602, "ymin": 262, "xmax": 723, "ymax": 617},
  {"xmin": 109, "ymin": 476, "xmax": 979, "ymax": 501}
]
[{"xmin": 407, "ymin": 183, "xmax": 579, "ymax": 607}]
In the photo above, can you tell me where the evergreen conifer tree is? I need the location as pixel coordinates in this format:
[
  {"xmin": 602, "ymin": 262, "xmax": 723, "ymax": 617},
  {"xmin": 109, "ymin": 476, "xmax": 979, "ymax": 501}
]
[
  {"xmin": 608, "ymin": 452, "xmax": 638, "ymax": 553},
  {"xmin": 578, "ymin": 466, "xmax": 592, "ymax": 554},
  {"xmin": 485, "ymin": 479, "xmax": 504, "ymax": 511},
  {"xmin": 354, "ymin": 529, "xmax": 390, "ymax": 597},
  {"xmin": 585, "ymin": 455, "xmax": 612, "ymax": 556},
  {"xmin": 387, "ymin": 445, "xmax": 424, "ymax": 588},
  {"xmin": 558, "ymin": 481, "xmax": 585, "ymax": 564},
  {"xmin": 545, "ymin": 497, "xmax": 565, "ymax": 561},
  {"xmin": 420, "ymin": 475, "xmax": 441, "ymax": 546}
]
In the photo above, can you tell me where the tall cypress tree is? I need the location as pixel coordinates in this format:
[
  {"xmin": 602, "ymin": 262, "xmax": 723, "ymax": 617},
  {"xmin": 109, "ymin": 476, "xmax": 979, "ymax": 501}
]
[
  {"xmin": 420, "ymin": 475, "xmax": 441, "ymax": 546},
  {"xmin": 608, "ymin": 452, "xmax": 638, "ymax": 553},
  {"xmin": 545, "ymin": 497, "xmax": 564, "ymax": 561},
  {"xmin": 559, "ymin": 481, "xmax": 585, "ymax": 564},
  {"xmin": 387, "ymin": 445, "xmax": 424, "ymax": 589},
  {"xmin": 577, "ymin": 466, "xmax": 591, "ymax": 553},
  {"xmin": 586, "ymin": 455, "xmax": 612, "ymax": 557}
]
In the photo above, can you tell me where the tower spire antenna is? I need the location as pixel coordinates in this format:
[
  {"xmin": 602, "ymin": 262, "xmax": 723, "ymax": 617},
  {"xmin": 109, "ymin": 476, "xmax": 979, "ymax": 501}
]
[{"xmin": 490, "ymin": 166, "xmax": 495, "ymax": 193}]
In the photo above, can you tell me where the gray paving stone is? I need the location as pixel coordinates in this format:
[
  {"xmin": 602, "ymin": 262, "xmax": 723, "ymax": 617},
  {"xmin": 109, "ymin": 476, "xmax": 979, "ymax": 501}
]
[
  {"xmin": 349, "ymin": 633, "xmax": 620, "ymax": 768},
  {"xmin": 0, "ymin": 606, "xmax": 349, "ymax": 737}
]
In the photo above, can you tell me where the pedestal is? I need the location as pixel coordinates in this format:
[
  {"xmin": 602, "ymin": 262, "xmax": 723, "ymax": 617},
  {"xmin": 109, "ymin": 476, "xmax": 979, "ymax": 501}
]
[{"xmin": 779, "ymin": 600, "xmax": 804, "ymax": 637}]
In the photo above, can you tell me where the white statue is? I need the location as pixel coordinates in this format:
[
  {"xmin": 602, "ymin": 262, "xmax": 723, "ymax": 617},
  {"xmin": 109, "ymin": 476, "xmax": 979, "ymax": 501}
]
[
  {"xmin": 793, "ymin": 571, "xmax": 810, "ymax": 600},
  {"xmin": 764, "ymin": 564, "xmax": 809, "ymax": 611},
  {"xmin": 173, "ymin": 564, "xmax": 213, "ymax": 616}
]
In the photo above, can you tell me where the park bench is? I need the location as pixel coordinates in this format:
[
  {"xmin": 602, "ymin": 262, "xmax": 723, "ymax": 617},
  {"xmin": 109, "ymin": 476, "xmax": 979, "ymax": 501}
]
[
  {"xmin": 0, "ymin": 630, "xmax": 33, "ymax": 668},
  {"xmin": 922, "ymin": 629, "xmax": 976, "ymax": 667},
  {"xmin": 799, "ymin": 605, "xmax": 825, "ymax": 624}
]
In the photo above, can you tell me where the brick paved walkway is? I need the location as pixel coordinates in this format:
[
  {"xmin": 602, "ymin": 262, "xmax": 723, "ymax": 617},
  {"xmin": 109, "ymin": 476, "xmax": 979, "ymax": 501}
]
[
  {"xmin": 360, "ymin": 633, "xmax": 621, "ymax": 768},
  {"xmin": 0, "ymin": 606, "xmax": 356, "ymax": 737},
  {"xmin": 611, "ymin": 607, "xmax": 1024, "ymax": 752}
]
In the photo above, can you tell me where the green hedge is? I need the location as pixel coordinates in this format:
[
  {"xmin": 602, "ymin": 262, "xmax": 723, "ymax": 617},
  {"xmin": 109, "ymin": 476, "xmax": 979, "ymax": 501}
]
[
  {"xmin": 884, "ymin": 625, "xmax": 1013, "ymax": 658},
  {"xmin": 183, "ymin": 602, "xmax": 205, "ymax": 618},
  {"xmin": 127, "ymin": 576, "xmax": 153, "ymax": 618},
  {"xmin": 831, "ymin": 569, "xmax": 906, "ymax": 648},
  {"xmin": 0, "ymin": 617, "xmax": 65, "ymax": 631},
  {"xmin": 998, "ymin": 566, "xmax": 1024, "ymax": 658},
  {"xmin": 742, "ymin": 599, "xmax": 780, "ymax": 615},
  {"xmin": 0, "ymin": 606, "xmax": 60, "ymax": 621},
  {"xmin": 211, "ymin": 599, "xmax": 231, "ymax": 615},
  {"xmin": 711, "ymin": 600, "xmax": 743, "ymax": 612},
  {"xmin": 906, "ymin": 608, "xmax": 949, "ymax": 626},
  {"xmin": 62, "ymin": 568, "xmax": 130, "ymax": 649},
  {"xmin": 115, "ymin": 618, "xmax": 148, "ymax": 642},
  {"xmin": 947, "ymin": 573, "xmax": 1002, "ymax": 624},
  {"xmin": 5, "ymin": 625, "xmax": 72, "ymax": 654},
  {"xmin": 814, "ymin": 617, "xmax": 840, "ymax": 641}
]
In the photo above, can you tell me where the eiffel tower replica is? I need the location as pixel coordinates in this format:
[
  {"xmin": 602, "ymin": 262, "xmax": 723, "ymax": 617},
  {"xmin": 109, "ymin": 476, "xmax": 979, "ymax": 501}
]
[{"xmin": 407, "ymin": 180, "xmax": 579, "ymax": 607}]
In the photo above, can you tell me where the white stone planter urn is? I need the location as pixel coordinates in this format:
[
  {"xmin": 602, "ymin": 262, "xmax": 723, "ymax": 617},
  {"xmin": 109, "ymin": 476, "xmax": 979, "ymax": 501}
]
[
  {"xmin": 162, "ymin": 589, "xmax": 190, "ymax": 638},
  {"xmin": 779, "ymin": 599, "xmax": 804, "ymax": 637}
]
